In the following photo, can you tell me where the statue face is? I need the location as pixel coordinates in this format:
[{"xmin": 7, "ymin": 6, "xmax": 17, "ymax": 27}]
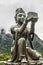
[{"xmin": 16, "ymin": 13, "xmax": 26, "ymax": 24}]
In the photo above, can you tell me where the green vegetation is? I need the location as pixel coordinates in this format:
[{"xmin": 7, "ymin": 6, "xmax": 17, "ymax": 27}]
[
  {"xmin": 0, "ymin": 54, "xmax": 11, "ymax": 61},
  {"xmin": 0, "ymin": 32, "xmax": 13, "ymax": 54},
  {"xmin": 0, "ymin": 54, "xmax": 11, "ymax": 65}
]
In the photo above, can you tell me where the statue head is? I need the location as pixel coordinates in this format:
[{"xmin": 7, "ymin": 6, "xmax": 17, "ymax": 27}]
[{"xmin": 15, "ymin": 8, "xmax": 26, "ymax": 25}]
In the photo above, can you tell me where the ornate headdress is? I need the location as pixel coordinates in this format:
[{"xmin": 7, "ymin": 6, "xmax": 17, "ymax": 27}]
[{"xmin": 15, "ymin": 8, "xmax": 25, "ymax": 14}]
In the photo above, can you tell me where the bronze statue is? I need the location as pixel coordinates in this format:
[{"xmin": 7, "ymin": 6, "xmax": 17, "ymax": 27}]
[{"xmin": 9, "ymin": 8, "xmax": 41, "ymax": 62}]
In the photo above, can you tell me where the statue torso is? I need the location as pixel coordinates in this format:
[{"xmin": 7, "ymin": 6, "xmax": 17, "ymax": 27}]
[{"xmin": 12, "ymin": 24, "xmax": 28, "ymax": 40}]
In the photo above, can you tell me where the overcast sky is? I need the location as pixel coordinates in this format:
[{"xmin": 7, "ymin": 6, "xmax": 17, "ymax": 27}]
[{"xmin": 0, "ymin": 0, "xmax": 43, "ymax": 40}]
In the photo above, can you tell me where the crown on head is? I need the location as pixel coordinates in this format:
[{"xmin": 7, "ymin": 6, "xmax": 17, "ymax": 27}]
[{"xmin": 15, "ymin": 8, "xmax": 25, "ymax": 14}]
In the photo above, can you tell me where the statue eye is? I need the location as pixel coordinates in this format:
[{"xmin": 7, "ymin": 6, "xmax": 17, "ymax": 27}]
[
  {"xmin": 23, "ymin": 15, "xmax": 25, "ymax": 17},
  {"xmin": 18, "ymin": 14, "xmax": 22, "ymax": 17},
  {"xmin": 18, "ymin": 14, "xmax": 26, "ymax": 18}
]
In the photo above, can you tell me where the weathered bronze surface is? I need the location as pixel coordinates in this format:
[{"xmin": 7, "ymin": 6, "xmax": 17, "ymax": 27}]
[{"xmin": 10, "ymin": 8, "xmax": 41, "ymax": 62}]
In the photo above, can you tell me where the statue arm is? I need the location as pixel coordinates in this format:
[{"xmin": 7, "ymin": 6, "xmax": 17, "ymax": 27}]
[
  {"xmin": 30, "ymin": 22, "xmax": 35, "ymax": 33},
  {"xmin": 27, "ymin": 11, "xmax": 38, "ymax": 37},
  {"xmin": 27, "ymin": 22, "xmax": 35, "ymax": 49},
  {"xmin": 17, "ymin": 17, "xmax": 32, "ymax": 34},
  {"xmin": 10, "ymin": 25, "xmax": 17, "ymax": 34},
  {"xmin": 10, "ymin": 16, "xmax": 32, "ymax": 34},
  {"xmin": 18, "ymin": 20, "xmax": 28, "ymax": 33},
  {"xmin": 27, "ymin": 12, "xmax": 38, "ymax": 49}
]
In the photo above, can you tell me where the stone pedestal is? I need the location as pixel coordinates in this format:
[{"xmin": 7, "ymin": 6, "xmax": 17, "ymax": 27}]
[
  {"xmin": 4, "ymin": 60, "xmax": 43, "ymax": 65},
  {"xmin": 0, "ymin": 59, "xmax": 43, "ymax": 65},
  {"xmin": 4, "ymin": 62, "xmax": 28, "ymax": 65},
  {"xmin": 4, "ymin": 60, "xmax": 29, "ymax": 65}
]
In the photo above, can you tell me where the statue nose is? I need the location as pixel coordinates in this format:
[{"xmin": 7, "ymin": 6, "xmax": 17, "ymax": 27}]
[{"xmin": 22, "ymin": 15, "xmax": 24, "ymax": 18}]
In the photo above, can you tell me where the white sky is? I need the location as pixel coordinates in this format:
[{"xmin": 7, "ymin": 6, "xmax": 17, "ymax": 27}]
[{"xmin": 0, "ymin": 0, "xmax": 43, "ymax": 40}]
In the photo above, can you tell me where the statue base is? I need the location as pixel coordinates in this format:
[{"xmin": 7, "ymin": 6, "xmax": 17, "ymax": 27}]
[
  {"xmin": 4, "ymin": 58, "xmax": 43, "ymax": 65},
  {"xmin": 4, "ymin": 61, "xmax": 28, "ymax": 65}
]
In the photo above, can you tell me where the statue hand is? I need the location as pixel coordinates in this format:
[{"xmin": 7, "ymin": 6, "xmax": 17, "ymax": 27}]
[
  {"xmin": 31, "ymin": 18, "xmax": 38, "ymax": 23},
  {"xmin": 27, "ymin": 12, "xmax": 38, "ymax": 23},
  {"xmin": 26, "ymin": 16, "xmax": 32, "ymax": 22}
]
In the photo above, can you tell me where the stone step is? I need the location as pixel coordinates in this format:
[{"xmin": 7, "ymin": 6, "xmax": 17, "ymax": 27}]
[{"xmin": 0, "ymin": 58, "xmax": 43, "ymax": 65}]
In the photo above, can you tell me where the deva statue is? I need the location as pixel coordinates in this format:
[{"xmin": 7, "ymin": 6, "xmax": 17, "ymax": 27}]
[{"xmin": 9, "ymin": 8, "xmax": 41, "ymax": 62}]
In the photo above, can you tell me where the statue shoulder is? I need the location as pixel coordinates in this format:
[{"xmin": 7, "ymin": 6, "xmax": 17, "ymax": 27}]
[{"xmin": 10, "ymin": 24, "xmax": 17, "ymax": 34}]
